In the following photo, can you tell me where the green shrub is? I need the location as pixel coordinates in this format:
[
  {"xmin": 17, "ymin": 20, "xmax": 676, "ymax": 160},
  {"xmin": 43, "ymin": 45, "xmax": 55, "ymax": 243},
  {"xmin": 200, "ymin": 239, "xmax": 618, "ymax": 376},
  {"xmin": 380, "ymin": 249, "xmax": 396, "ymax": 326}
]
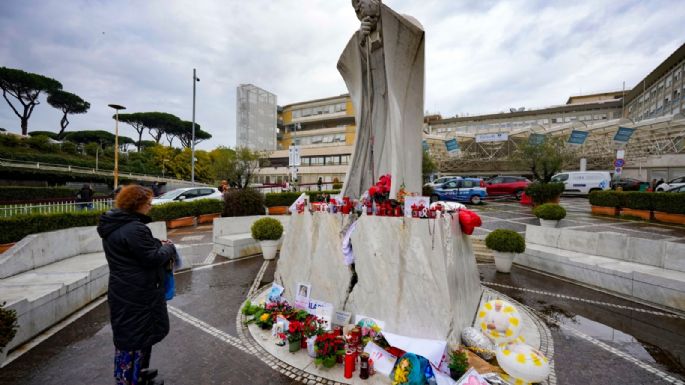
[
  {"xmin": 0, "ymin": 211, "xmax": 103, "ymax": 244},
  {"xmin": 264, "ymin": 192, "xmax": 301, "ymax": 207},
  {"xmin": 305, "ymin": 190, "xmax": 340, "ymax": 202},
  {"xmin": 533, "ymin": 203, "xmax": 566, "ymax": 220},
  {"xmin": 332, "ymin": 182, "xmax": 343, "ymax": 190},
  {"xmin": 0, "ymin": 302, "xmax": 19, "ymax": 353},
  {"xmin": 223, "ymin": 188, "xmax": 265, "ymax": 217},
  {"xmin": 251, "ymin": 217, "xmax": 284, "ymax": 240},
  {"xmin": 193, "ymin": 199, "xmax": 224, "ymax": 215},
  {"xmin": 422, "ymin": 184, "xmax": 434, "ymax": 197},
  {"xmin": 652, "ymin": 192, "xmax": 685, "ymax": 214},
  {"xmin": 26, "ymin": 135, "xmax": 55, "ymax": 151},
  {"xmin": 448, "ymin": 348, "xmax": 469, "ymax": 377},
  {"xmin": 624, "ymin": 192, "xmax": 655, "ymax": 211},
  {"xmin": 0, "ymin": 186, "xmax": 81, "ymax": 202},
  {"xmin": 149, "ymin": 201, "xmax": 197, "ymax": 222},
  {"xmin": 485, "ymin": 229, "xmax": 525, "ymax": 253},
  {"xmin": 524, "ymin": 183, "xmax": 564, "ymax": 205},
  {"xmin": 588, "ymin": 191, "xmax": 624, "ymax": 207}
]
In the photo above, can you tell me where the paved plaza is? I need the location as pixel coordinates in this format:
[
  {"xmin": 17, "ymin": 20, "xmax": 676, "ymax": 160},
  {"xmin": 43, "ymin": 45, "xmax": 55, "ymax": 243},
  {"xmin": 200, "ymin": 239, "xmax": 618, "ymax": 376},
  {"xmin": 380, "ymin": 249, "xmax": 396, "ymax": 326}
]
[{"xmin": 1, "ymin": 201, "xmax": 684, "ymax": 385}]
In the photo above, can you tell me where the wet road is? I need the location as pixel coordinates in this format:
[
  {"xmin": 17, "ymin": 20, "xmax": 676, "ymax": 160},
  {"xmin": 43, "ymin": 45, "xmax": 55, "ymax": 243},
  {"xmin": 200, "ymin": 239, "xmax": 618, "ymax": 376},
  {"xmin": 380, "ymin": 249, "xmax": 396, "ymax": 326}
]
[{"xmin": 2, "ymin": 204, "xmax": 684, "ymax": 384}]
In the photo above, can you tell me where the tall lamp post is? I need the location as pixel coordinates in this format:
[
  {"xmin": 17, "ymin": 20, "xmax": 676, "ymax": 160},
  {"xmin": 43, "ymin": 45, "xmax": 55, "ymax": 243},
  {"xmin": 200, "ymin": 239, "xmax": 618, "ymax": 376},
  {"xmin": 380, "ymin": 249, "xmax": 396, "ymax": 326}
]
[
  {"xmin": 108, "ymin": 104, "xmax": 126, "ymax": 190},
  {"xmin": 191, "ymin": 69, "xmax": 200, "ymax": 185}
]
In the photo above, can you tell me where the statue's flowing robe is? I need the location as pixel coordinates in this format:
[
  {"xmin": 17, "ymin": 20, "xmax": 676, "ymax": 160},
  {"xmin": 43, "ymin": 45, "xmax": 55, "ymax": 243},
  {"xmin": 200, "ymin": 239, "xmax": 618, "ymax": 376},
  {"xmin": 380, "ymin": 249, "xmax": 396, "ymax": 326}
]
[{"xmin": 338, "ymin": 5, "xmax": 425, "ymax": 200}]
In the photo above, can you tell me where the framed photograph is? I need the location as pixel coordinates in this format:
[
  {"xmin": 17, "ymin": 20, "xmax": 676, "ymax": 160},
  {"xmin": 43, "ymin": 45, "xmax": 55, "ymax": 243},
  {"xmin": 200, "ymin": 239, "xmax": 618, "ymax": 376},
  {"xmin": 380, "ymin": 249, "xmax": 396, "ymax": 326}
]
[{"xmin": 294, "ymin": 282, "xmax": 311, "ymax": 309}]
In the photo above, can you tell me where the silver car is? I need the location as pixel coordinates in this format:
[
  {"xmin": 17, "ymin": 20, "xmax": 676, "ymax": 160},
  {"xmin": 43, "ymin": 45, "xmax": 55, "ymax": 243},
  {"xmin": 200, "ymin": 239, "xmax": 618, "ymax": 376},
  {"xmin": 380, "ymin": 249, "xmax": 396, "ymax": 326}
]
[{"xmin": 152, "ymin": 187, "xmax": 222, "ymax": 205}]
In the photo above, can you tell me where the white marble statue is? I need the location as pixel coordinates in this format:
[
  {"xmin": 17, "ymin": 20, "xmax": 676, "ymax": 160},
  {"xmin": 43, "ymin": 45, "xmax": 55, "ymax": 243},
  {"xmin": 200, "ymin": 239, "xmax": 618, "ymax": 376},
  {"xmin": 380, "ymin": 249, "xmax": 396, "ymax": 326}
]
[{"xmin": 339, "ymin": 0, "xmax": 425, "ymax": 199}]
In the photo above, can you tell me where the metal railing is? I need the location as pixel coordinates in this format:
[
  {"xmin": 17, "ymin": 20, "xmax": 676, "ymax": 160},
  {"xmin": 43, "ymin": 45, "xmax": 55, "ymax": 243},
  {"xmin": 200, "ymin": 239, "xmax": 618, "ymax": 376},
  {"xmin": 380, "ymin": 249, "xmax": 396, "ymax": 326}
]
[{"xmin": 0, "ymin": 198, "xmax": 114, "ymax": 217}]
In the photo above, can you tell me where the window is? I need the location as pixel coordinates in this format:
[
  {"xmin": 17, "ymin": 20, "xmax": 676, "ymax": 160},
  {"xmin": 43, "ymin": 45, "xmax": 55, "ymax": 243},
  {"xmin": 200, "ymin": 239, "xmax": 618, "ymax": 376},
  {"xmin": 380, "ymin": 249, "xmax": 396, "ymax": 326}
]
[
  {"xmin": 488, "ymin": 177, "xmax": 503, "ymax": 184},
  {"xmin": 460, "ymin": 180, "xmax": 476, "ymax": 188},
  {"xmin": 292, "ymin": 110, "xmax": 301, "ymax": 119},
  {"xmin": 551, "ymin": 174, "xmax": 568, "ymax": 182},
  {"xmin": 444, "ymin": 181, "xmax": 458, "ymax": 189}
]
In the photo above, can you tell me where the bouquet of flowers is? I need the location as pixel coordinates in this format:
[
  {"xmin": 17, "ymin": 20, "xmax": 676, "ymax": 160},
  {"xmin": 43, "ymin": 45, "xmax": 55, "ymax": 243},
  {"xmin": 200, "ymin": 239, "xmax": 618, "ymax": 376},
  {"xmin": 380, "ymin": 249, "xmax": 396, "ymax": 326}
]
[
  {"xmin": 315, "ymin": 331, "xmax": 346, "ymax": 368},
  {"xmin": 303, "ymin": 314, "xmax": 325, "ymax": 338},
  {"xmin": 368, "ymin": 174, "xmax": 392, "ymax": 204},
  {"xmin": 286, "ymin": 320, "xmax": 304, "ymax": 343}
]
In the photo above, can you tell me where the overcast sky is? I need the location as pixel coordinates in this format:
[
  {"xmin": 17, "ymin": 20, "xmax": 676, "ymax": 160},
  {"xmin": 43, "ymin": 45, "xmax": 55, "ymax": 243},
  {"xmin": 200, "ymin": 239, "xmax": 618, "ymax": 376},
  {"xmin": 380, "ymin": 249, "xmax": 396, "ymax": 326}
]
[{"xmin": 1, "ymin": 0, "xmax": 683, "ymax": 150}]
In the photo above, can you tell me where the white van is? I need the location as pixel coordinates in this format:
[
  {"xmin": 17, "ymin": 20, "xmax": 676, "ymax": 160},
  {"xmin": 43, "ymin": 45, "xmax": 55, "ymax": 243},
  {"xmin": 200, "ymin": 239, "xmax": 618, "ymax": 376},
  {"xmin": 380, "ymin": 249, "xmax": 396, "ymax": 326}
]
[{"xmin": 550, "ymin": 171, "xmax": 611, "ymax": 195}]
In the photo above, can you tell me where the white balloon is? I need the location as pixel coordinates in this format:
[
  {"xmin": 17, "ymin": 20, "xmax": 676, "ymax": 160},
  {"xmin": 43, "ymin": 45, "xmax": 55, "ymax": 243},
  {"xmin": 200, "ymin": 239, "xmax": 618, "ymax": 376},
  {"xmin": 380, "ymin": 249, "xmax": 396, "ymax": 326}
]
[
  {"xmin": 496, "ymin": 341, "xmax": 550, "ymax": 383},
  {"xmin": 477, "ymin": 299, "xmax": 522, "ymax": 344}
]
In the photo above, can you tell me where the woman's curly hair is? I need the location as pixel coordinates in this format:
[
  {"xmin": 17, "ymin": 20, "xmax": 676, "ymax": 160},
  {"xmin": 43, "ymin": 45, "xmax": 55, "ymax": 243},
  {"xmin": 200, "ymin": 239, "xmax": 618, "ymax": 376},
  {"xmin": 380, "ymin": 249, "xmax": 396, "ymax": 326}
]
[{"xmin": 115, "ymin": 185, "xmax": 153, "ymax": 212}]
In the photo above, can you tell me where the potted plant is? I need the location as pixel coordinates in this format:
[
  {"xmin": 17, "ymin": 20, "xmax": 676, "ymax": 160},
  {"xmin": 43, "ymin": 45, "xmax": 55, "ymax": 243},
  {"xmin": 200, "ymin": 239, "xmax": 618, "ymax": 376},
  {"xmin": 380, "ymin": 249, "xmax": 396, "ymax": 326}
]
[
  {"xmin": 264, "ymin": 192, "xmax": 300, "ymax": 215},
  {"xmin": 533, "ymin": 203, "xmax": 566, "ymax": 228},
  {"xmin": 314, "ymin": 331, "xmax": 345, "ymax": 368},
  {"xmin": 448, "ymin": 348, "xmax": 469, "ymax": 381},
  {"xmin": 524, "ymin": 183, "xmax": 565, "ymax": 206},
  {"xmin": 194, "ymin": 199, "xmax": 224, "ymax": 224},
  {"xmin": 485, "ymin": 229, "xmax": 525, "ymax": 273},
  {"xmin": 303, "ymin": 315, "xmax": 324, "ymax": 357},
  {"xmin": 0, "ymin": 302, "xmax": 19, "ymax": 362},
  {"xmin": 589, "ymin": 191, "xmax": 622, "ymax": 216},
  {"xmin": 251, "ymin": 217, "xmax": 284, "ymax": 260},
  {"xmin": 287, "ymin": 320, "xmax": 304, "ymax": 353}
]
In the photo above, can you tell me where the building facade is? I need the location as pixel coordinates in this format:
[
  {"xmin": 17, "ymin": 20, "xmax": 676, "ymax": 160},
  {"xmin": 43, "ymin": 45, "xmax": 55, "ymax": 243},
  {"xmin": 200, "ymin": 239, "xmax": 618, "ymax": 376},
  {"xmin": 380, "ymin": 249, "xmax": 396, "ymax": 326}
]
[
  {"xmin": 624, "ymin": 43, "xmax": 685, "ymax": 122},
  {"xmin": 236, "ymin": 84, "xmax": 277, "ymax": 151},
  {"xmin": 255, "ymin": 94, "xmax": 356, "ymax": 186}
]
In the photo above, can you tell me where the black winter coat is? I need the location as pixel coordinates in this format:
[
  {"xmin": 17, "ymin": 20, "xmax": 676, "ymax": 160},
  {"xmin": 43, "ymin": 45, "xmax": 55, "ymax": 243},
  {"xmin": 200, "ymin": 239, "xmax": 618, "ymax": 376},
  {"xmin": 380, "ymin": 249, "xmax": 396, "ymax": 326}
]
[{"xmin": 97, "ymin": 209, "xmax": 176, "ymax": 351}]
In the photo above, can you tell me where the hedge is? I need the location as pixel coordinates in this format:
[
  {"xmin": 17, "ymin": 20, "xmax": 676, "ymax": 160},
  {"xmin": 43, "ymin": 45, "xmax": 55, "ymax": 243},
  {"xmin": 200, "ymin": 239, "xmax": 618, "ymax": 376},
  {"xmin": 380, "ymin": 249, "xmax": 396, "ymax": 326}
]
[
  {"xmin": 305, "ymin": 190, "xmax": 341, "ymax": 202},
  {"xmin": 223, "ymin": 188, "xmax": 265, "ymax": 217},
  {"xmin": 653, "ymin": 193, "xmax": 685, "ymax": 214},
  {"xmin": 524, "ymin": 183, "xmax": 565, "ymax": 205},
  {"xmin": 0, "ymin": 186, "xmax": 80, "ymax": 202},
  {"xmin": 588, "ymin": 191, "xmax": 624, "ymax": 208},
  {"xmin": 0, "ymin": 211, "xmax": 103, "ymax": 244},
  {"xmin": 193, "ymin": 199, "xmax": 224, "ymax": 216},
  {"xmin": 624, "ymin": 192, "xmax": 655, "ymax": 211},
  {"xmin": 485, "ymin": 229, "xmax": 525, "ymax": 253},
  {"xmin": 149, "ymin": 201, "xmax": 197, "ymax": 222},
  {"xmin": 264, "ymin": 192, "xmax": 301, "ymax": 207},
  {"xmin": 533, "ymin": 204, "xmax": 567, "ymax": 220}
]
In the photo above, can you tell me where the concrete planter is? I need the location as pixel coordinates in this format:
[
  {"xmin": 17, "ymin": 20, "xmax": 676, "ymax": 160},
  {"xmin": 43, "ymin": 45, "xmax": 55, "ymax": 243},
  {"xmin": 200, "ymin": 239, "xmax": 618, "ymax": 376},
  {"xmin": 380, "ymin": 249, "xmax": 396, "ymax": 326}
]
[
  {"xmin": 259, "ymin": 239, "xmax": 280, "ymax": 260},
  {"xmin": 198, "ymin": 213, "xmax": 221, "ymax": 224},
  {"xmin": 539, "ymin": 219, "xmax": 559, "ymax": 228},
  {"xmin": 621, "ymin": 208, "xmax": 652, "ymax": 221},
  {"xmin": 166, "ymin": 216, "xmax": 195, "ymax": 229},
  {"xmin": 493, "ymin": 251, "xmax": 515, "ymax": 273},
  {"xmin": 0, "ymin": 242, "xmax": 16, "ymax": 254},
  {"xmin": 591, "ymin": 206, "xmax": 619, "ymax": 216},
  {"xmin": 268, "ymin": 206, "xmax": 289, "ymax": 215},
  {"xmin": 654, "ymin": 211, "xmax": 685, "ymax": 225}
]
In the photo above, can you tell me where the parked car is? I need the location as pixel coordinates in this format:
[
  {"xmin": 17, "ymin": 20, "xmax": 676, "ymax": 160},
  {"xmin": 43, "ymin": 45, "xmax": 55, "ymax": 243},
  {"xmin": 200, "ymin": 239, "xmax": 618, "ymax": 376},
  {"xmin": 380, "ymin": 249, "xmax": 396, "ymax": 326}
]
[
  {"xmin": 152, "ymin": 187, "xmax": 223, "ymax": 205},
  {"xmin": 550, "ymin": 171, "xmax": 611, "ymax": 195},
  {"xmin": 655, "ymin": 176, "xmax": 685, "ymax": 192},
  {"xmin": 485, "ymin": 176, "xmax": 531, "ymax": 200},
  {"xmin": 424, "ymin": 176, "xmax": 460, "ymax": 189},
  {"xmin": 431, "ymin": 178, "xmax": 487, "ymax": 204},
  {"xmin": 666, "ymin": 185, "xmax": 685, "ymax": 193},
  {"xmin": 610, "ymin": 177, "xmax": 644, "ymax": 191}
]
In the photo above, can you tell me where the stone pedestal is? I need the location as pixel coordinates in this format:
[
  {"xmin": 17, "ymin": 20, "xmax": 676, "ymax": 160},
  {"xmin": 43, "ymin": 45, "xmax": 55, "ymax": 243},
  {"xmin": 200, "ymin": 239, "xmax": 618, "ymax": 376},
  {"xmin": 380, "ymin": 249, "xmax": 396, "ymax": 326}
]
[{"xmin": 274, "ymin": 213, "xmax": 482, "ymax": 343}]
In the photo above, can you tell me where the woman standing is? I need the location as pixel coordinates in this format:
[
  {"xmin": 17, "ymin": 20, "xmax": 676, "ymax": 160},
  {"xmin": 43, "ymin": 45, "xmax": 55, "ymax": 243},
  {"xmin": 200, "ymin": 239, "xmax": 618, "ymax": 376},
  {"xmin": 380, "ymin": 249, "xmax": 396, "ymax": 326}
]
[{"xmin": 97, "ymin": 185, "xmax": 175, "ymax": 385}]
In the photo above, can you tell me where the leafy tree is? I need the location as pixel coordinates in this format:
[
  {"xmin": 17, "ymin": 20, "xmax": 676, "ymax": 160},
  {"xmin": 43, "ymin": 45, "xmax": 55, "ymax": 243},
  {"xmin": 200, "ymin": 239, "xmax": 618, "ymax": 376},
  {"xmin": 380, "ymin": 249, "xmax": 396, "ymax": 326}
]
[
  {"xmin": 118, "ymin": 136, "xmax": 136, "ymax": 152},
  {"xmin": 166, "ymin": 148, "xmax": 212, "ymax": 182},
  {"xmin": 514, "ymin": 136, "xmax": 574, "ymax": 183},
  {"xmin": 146, "ymin": 144, "xmax": 179, "ymax": 176},
  {"xmin": 422, "ymin": 149, "xmax": 437, "ymax": 180},
  {"xmin": 209, "ymin": 146, "xmax": 236, "ymax": 182},
  {"xmin": 143, "ymin": 112, "xmax": 183, "ymax": 143},
  {"xmin": 64, "ymin": 130, "xmax": 115, "ymax": 146},
  {"xmin": 224, "ymin": 146, "xmax": 267, "ymax": 189},
  {"xmin": 139, "ymin": 140, "xmax": 158, "ymax": 150},
  {"xmin": 0, "ymin": 67, "xmax": 62, "ymax": 135},
  {"xmin": 46, "ymin": 90, "xmax": 90, "ymax": 138},
  {"xmin": 177, "ymin": 120, "xmax": 212, "ymax": 148},
  {"xmin": 117, "ymin": 112, "xmax": 147, "ymax": 151},
  {"xmin": 164, "ymin": 120, "xmax": 185, "ymax": 147},
  {"xmin": 28, "ymin": 131, "xmax": 59, "ymax": 140}
]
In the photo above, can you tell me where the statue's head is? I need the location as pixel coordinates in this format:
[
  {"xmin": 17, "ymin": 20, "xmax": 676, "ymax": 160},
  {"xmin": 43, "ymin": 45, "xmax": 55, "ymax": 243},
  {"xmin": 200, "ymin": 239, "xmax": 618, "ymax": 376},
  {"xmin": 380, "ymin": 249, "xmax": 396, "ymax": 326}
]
[{"xmin": 351, "ymin": 0, "xmax": 380, "ymax": 22}]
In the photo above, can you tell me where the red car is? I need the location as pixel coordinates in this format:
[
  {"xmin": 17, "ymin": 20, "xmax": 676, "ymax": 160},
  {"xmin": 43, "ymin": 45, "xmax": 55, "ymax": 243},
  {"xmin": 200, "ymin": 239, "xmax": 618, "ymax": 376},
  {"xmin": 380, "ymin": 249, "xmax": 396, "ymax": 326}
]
[{"xmin": 485, "ymin": 176, "xmax": 531, "ymax": 200}]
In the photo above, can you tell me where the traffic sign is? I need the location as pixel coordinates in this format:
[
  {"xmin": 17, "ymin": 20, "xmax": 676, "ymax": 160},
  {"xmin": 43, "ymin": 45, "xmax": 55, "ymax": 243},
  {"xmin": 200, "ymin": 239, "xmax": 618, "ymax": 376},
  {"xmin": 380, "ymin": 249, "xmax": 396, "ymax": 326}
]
[
  {"xmin": 614, "ymin": 166, "xmax": 623, "ymax": 176},
  {"xmin": 614, "ymin": 159, "xmax": 625, "ymax": 168}
]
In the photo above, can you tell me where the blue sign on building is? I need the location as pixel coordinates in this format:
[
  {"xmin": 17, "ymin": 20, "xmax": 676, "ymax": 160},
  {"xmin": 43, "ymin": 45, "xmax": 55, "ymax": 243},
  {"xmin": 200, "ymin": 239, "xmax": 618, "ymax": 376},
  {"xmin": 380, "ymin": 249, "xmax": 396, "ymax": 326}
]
[
  {"xmin": 568, "ymin": 130, "xmax": 589, "ymax": 145},
  {"xmin": 614, "ymin": 127, "xmax": 635, "ymax": 142},
  {"xmin": 529, "ymin": 133, "xmax": 545, "ymax": 145},
  {"xmin": 445, "ymin": 138, "xmax": 460, "ymax": 153}
]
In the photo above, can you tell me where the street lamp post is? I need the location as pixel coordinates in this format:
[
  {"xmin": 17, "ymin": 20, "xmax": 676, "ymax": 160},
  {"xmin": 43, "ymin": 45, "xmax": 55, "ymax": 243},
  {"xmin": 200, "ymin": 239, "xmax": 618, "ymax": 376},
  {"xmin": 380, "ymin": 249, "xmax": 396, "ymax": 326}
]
[
  {"xmin": 191, "ymin": 69, "xmax": 200, "ymax": 185},
  {"xmin": 108, "ymin": 104, "xmax": 126, "ymax": 190}
]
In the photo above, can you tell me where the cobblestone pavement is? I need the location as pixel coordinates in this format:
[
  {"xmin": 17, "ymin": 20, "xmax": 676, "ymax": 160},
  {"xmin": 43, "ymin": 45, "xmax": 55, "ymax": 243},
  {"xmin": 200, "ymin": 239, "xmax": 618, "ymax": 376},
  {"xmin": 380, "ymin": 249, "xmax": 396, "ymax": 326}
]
[{"xmin": 2, "ymin": 208, "xmax": 684, "ymax": 385}]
